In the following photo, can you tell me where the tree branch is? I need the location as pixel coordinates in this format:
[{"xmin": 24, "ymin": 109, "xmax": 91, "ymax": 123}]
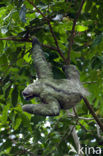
[
  {"xmin": 27, "ymin": 0, "xmax": 46, "ymax": 19},
  {"xmin": 41, "ymin": 44, "xmax": 58, "ymax": 51},
  {"xmin": 0, "ymin": 37, "xmax": 31, "ymax": 42},
  {"xmin": 0, "ymin": 37, "xmax": 59, "ymax": 51},
  {"xmin": 83, "ymin": 97, "xmax": 103, "ymax": 132},
  {"xmin": 67, "ymin": 0, "xmax": 86, "ymax": 64},
  {"xmin": 27, "ymin": 0, "xmax": 66, "ymax": 62},
  {"xmin": 68, "ymin": 109, "xmax": 83, "ymax": 156},
  {"xmin": 47, "ymin": 22, "xmax": 66, "ymax": 62}
]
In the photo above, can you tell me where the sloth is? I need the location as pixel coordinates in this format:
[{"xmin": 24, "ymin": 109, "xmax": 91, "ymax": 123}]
[{"xmin": 22, "ymin": 38, "xmax": 88, "ymax": 116}]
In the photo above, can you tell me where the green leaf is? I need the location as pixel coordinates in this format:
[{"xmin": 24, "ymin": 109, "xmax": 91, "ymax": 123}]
[
  {"xmin": 0, "ymin": 54, "xmax": 8, "ymax": 66},
  {"xmin": 0, "ymin": 86, "xmax": 3, "ymax": 95},
  {"xmin": 21, "ymin": 112, "xmax": 32, "ymax": 131},
  {"xmin": 92, "ymin": 34, "xmax": 103, "ymax": 47},
  {"xmin": 14, "ymin": 115, "xmax": 22, "ymax": 130},
  {"xmin": 0, "ymin": 40, "xmax": 3, "ymax": 52},
  {"xmin": 76, "ymin": 25, "xmax": 88, "ymax": 32},
  {"xmin": 85, "ymin": 0, "xmax": 92, "ymax": 12},
  {"xmin": 91, "ymin": 5, "xmax": 98, "ymax": 19},
  {"xmin": 91, "ymin": 56, "xmax": 103, "ymax": 69},
  {"xmin": 11, "ymin": 85, "xmax": 18, "ymax": 107},
  {"xmin": 1, "ymin": 104, "xmax": 10, "ymax": 124},
  {"xmin": 5, "ymin": 83, "xmax": 11, "ymax": 99},
  {"xmin": 23, "ymin": 52, "xmax": 31, "ymax": 63}
]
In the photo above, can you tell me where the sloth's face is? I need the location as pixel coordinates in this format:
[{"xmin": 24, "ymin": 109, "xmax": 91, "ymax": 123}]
[
  {"xmin": 22, "ymin": 84, "xmax": 35, "ymax": 100},
  {"xmin": 22, "ymin": 81, "xmax": 40, "ymax": 100}
]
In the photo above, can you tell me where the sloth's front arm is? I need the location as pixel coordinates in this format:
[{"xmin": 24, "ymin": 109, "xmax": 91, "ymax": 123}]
[
  {"xmin": 32, "ymin": 38, "xmax": 53, "ymax": 79},
  {"xmin": 22, "ymin": 93, "xmax": 60, "ymax": 116}
]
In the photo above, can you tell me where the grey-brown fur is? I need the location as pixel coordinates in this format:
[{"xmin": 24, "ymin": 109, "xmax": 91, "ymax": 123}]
[{"xmin": 22, "ymin": 38, "xmax": 88, "ymax": 116}]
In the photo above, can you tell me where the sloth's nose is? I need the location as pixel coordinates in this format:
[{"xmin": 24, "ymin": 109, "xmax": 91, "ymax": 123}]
[{"xmin": 22, "ymin": 91, "xmax": 28, "ymax": 96}]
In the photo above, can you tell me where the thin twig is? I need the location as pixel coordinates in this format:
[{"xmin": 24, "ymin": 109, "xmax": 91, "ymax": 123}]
[
  {"xmin": 83, "ymin": 97, "xmax": 103, "ymax": 132},
  {"xmin": 83, "ymin": 81, "xmax": 97, "ymax": 84},
  {"xmin": 96, "ymin": 124, "xmax": 103, "ymax": 140},
  {"xmin": 27, "ymin": 0, "xmax": 66, "ymax": 62},
  {"xmin": 41, "ymin": 44, "xmax": 58, "ymax": 51},
  {"xmin": 67, "ymin": 0, "xmax": 86, "ymax": 64},
  {"xmin": 0, "ymin": 37, "xmax": 31, "ymax": 42},
  {"xmin": 68, "ymin": 109, "xmax": 83, "ymax": 156},
  {"xmin": 73, "ymin": 107, "xmax": 78, "ymax": 117},
  {"xmin": 47, "ymin": 22, "xmax": 66, "ymax": 61},
  {"xmin": 68, "ymin": 113, "xmax": 103, "ymax": 121},
  {"xmin": 78, "ymin": 122, "xmax": 89, "ymax": 132},
  {"xmin": 27, "ymin": 0, "xmax": 46, "ymax": 19}
]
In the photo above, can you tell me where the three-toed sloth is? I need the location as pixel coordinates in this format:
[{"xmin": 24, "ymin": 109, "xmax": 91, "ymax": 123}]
[{"xmin": 22, "ymin": 38, "xmax": 88, "ymax": 116}]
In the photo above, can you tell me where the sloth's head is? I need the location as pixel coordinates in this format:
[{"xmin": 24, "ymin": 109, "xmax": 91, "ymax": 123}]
[{"xmin": 22, "ymin": 80, "xmax": 40, "ymax": 100}]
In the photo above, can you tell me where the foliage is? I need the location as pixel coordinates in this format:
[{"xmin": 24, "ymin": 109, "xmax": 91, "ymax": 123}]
[{"xmin": 0, "ymin": 0, "xmax": 103, "ymax": 155}]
